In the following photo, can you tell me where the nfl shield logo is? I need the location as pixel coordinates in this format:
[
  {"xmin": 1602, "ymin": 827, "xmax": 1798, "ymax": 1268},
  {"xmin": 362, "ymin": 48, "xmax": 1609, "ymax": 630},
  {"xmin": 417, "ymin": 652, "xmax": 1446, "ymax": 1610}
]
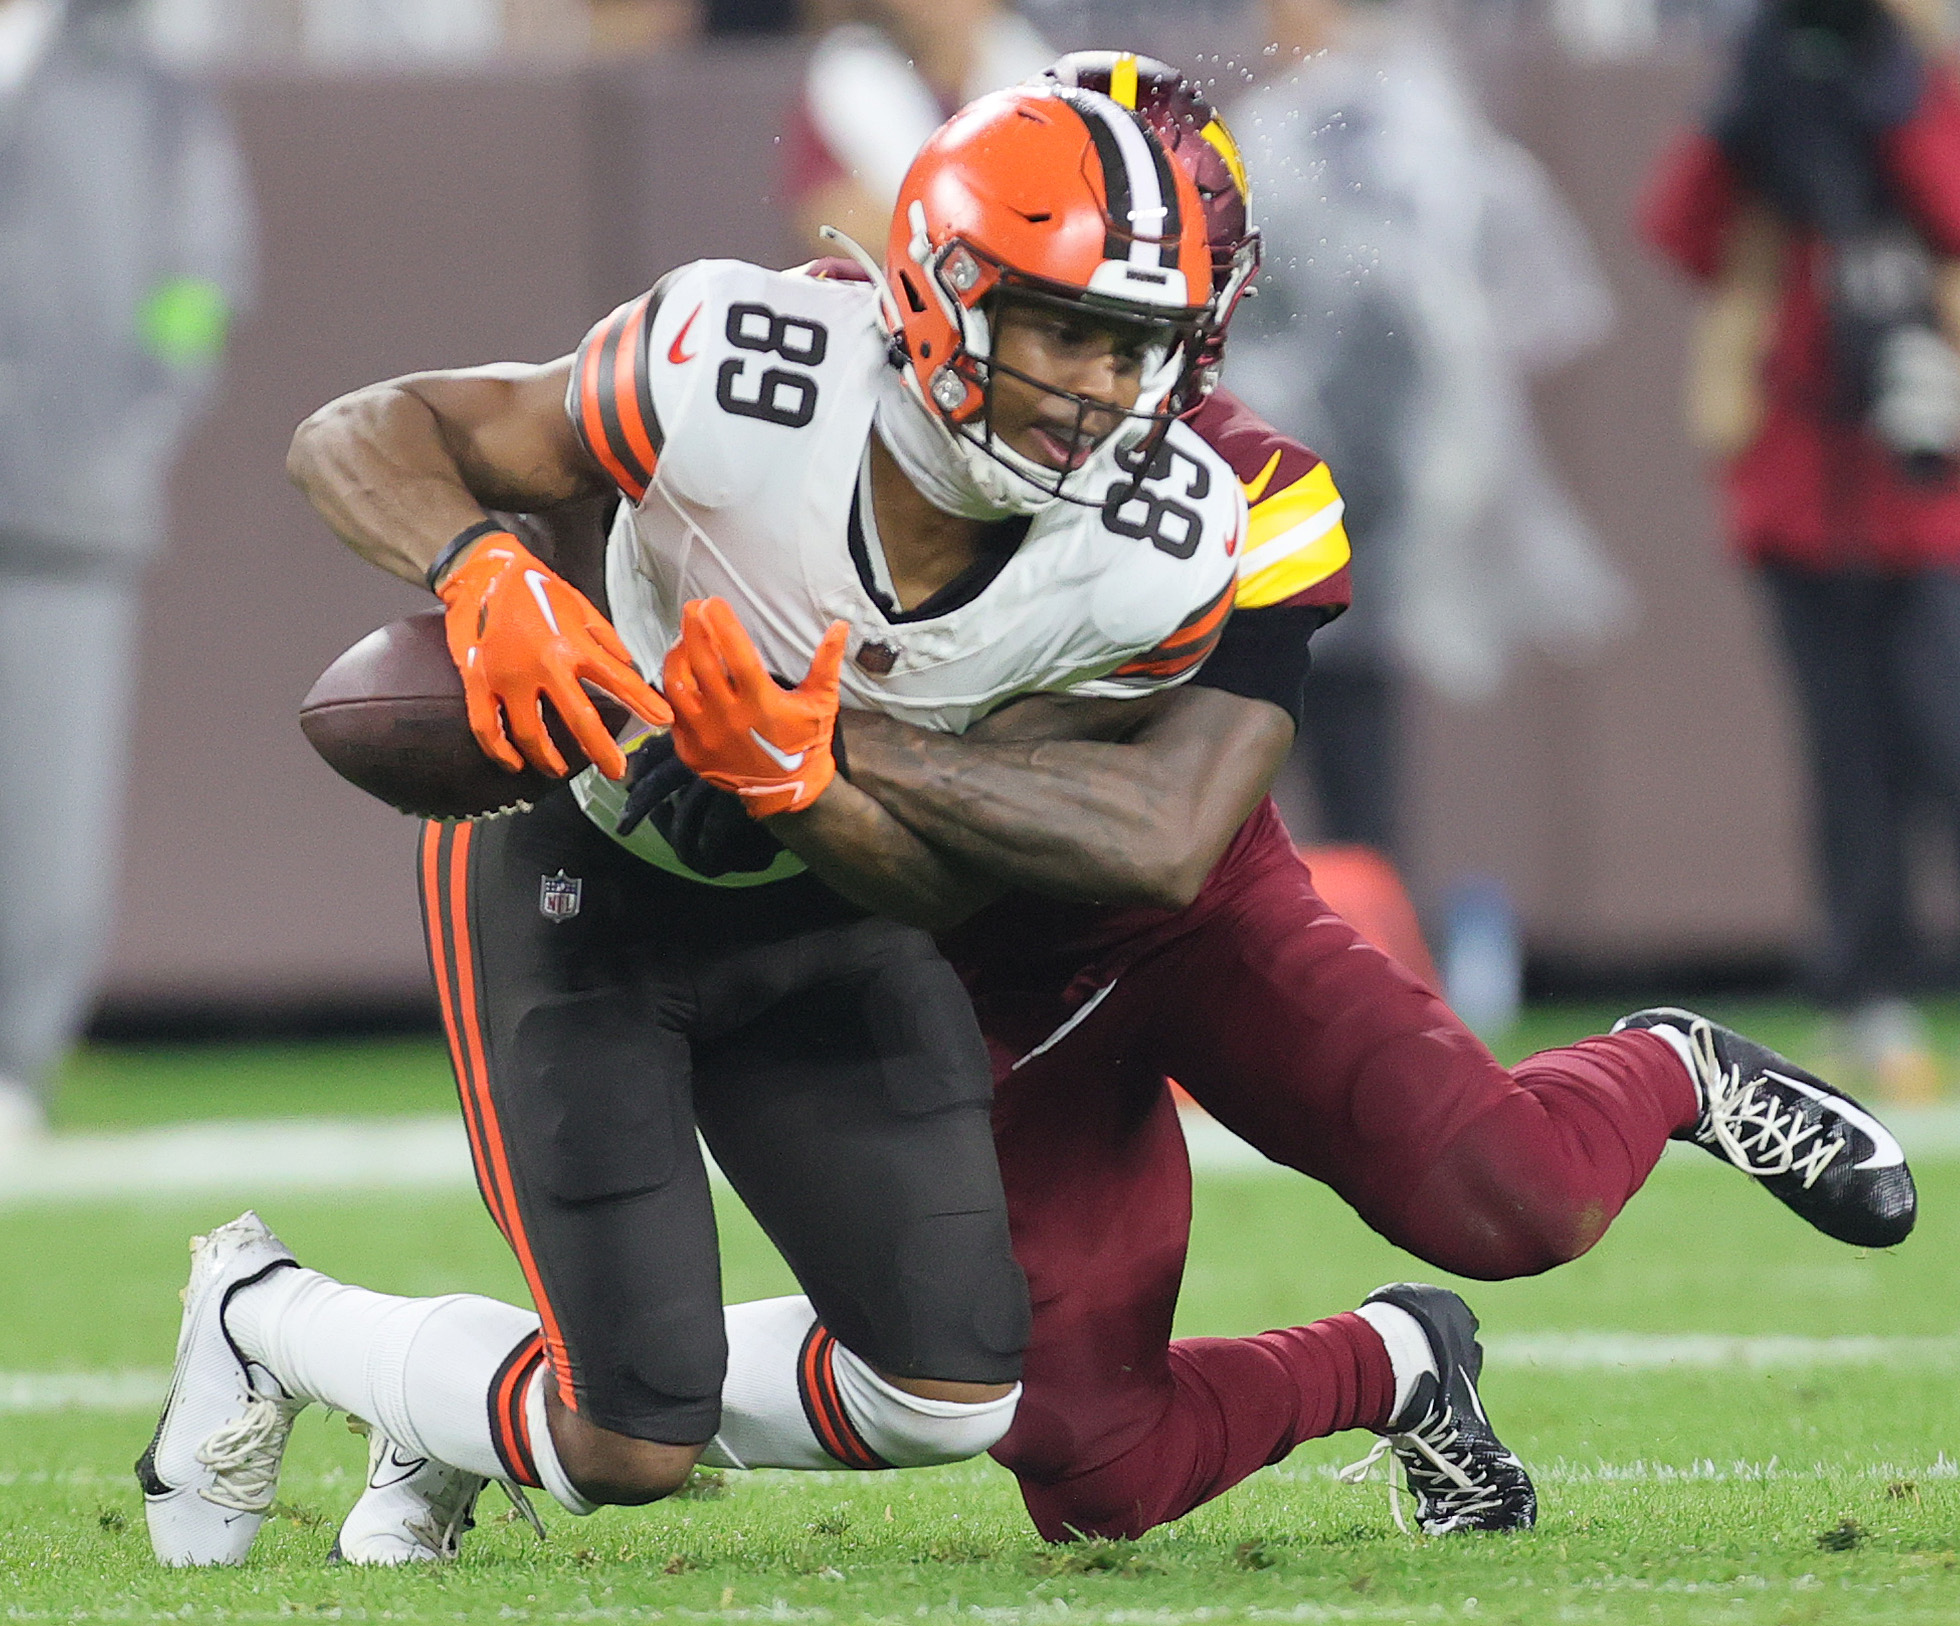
[{"xmin": 539, "ymin": 870, "xmax": 582, "ymax": 922}]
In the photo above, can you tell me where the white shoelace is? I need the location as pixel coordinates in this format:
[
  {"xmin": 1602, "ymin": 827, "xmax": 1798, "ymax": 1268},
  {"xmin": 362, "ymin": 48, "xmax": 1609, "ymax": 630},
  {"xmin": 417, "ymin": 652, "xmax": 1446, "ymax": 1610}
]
[
  {"xmin": 1338, "ymin": 1412, "xmax": 1500, "ymax": 1537},
  {"xmin": 348, "ymin": 1418, "xmax": 545, "ymax": 1557},
  {"xmin": 193, "ymin": 1394, "xmax": 303, "ymax": 1513},
  {"xmin": 1687, "ymin": 1020, "xmax": 1845, "ymax": 1189}
]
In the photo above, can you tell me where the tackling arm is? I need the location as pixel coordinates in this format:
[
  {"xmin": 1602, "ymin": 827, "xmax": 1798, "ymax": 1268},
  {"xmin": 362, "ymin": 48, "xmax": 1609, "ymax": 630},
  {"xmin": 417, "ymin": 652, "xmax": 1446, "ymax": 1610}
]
[
  {"xmin": 832, "ymin": 686, "xmax": 1294, "ymax": 913},
  {"xmin": 766, "ymin": 687, "xmax": 1284, "ymax": 930}
]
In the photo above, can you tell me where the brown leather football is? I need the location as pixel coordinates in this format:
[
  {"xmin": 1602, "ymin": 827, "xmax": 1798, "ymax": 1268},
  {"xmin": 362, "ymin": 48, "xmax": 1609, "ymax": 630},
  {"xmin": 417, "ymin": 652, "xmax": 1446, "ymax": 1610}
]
[{"xmin": 300, "ymin": 609, "xmax": 629, "ymax": 820}]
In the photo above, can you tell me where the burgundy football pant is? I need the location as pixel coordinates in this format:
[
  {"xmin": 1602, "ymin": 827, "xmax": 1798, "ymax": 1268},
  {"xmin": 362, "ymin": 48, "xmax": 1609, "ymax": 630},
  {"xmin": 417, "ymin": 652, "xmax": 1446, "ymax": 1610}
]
[{"xmin": 969, "ymin": 816, "xmax": 1698, "ymax": 1541}]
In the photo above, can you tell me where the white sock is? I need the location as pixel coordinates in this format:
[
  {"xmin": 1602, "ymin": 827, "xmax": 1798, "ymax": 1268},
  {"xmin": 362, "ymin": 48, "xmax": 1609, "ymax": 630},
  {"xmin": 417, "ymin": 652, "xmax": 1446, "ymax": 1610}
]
[
  {"xmin": 1354, "ymin": 1301, "xmax": 1436, "ymax": 1425},
  {"xmin": 703, "ymin": 1296, "xmax": 1019, "ymax": 1471},
  {"xmin": 1644, "ymin": 1022, "xmax": 1703, "ymax": 1109},
  {"xmin": 523, "ymin": 1363, "xmax": 597, "ymax": 1515},
  {"xmin": 225, "ymin": 1267, "xmax": 536, "ymax": 1483},
  {"xmin": 702, "ymin": 1297, "xmax": 833, "ymax": 1470}
]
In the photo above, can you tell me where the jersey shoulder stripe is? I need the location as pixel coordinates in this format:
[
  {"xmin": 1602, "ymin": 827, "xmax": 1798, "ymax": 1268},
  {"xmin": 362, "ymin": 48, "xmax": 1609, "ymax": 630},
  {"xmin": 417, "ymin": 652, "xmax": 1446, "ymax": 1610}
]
[
  {"xmin": 569, "ymin": 286, "xmax": 664, "ymax": 502},
  {"xmin": 1182, "ymin": 387, "xmax": 1352, "ymax": 612},
  {"xmin": 1106, "ymin": 573, "xmax": 1235, "ymax": 683},
  {"xmin": 1237, "ymin": 457, "xmax": 1351, "ymax": 609}
]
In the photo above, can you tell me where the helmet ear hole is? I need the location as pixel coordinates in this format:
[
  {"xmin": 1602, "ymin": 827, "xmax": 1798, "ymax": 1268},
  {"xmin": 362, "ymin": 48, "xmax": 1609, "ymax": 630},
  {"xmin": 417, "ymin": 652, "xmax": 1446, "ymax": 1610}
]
[{"xmin": 899, "ymin": 271, "xmax": 928, "ymax": 314}]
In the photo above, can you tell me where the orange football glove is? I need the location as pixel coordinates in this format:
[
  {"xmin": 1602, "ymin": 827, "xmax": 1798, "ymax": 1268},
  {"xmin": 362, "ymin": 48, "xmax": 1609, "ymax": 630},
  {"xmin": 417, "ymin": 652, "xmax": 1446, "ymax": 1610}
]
[
  {"xmin": 662, "ymin": 597, "xmax": 849, "ymax": 818},
  {"xmin": 435, "ymin": 529, "xmax": 670, "ymax": 781}
]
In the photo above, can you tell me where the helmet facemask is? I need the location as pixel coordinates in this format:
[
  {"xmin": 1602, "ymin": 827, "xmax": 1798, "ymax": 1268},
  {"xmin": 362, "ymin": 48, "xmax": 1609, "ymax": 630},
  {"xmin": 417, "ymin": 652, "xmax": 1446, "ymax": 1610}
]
[{"xmin": 912, "ymin": 236, "xmax": 1215, "ymax": 509}]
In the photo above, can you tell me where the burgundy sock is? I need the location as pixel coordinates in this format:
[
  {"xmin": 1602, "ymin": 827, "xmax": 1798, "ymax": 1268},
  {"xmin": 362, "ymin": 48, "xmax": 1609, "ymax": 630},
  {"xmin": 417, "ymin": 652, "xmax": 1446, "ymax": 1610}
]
[{"xmin": 1016, "ymin": 1312, "xmax": 1394, "ymax": 1541}]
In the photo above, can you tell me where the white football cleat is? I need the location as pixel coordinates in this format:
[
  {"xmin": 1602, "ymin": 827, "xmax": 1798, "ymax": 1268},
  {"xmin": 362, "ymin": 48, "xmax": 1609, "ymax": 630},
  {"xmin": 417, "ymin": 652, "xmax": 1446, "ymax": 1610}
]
[
  {"xmin": 329, "ymin": 1424, "xmax": 490, "ymax": 1565},
  {"xmin": 136, "ymin": 1212, "xmax": 305, "ymax": 1565}
]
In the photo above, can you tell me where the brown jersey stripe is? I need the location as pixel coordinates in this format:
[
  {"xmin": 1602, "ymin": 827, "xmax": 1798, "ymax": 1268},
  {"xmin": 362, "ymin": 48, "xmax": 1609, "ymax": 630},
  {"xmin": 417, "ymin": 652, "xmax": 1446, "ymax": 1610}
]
[
  {"xmin": 1160, "ymin": 577, "xmax": 1234, "ymax": 646},
  {"xmin": 420, "ymin": 822, "xmax": 511, "ymax": 1245},
  {"xmin": 572, "ymin": 296, "xmax": 657, "ymax": 502},
  {"xmin": 1110, "ymin": 623, "xmax": 1227, "ymax": 681},
  {"xmin": 440, "ymin": 823, "xmax": 579, "ymax": 1410},
  {"xmin": 1110, "ymin": 577, "xmax": 1233, "ymax": 679},
  {"xmin": 796, "ymin": 1324, "xmax": 890, "ymax": 1471},
  {"xmin": 487, "ymin": 1331, "xmax": 547, "ymax": 1487},
  {"xmin": 603, "ymin": 293, "xmax": 660, "ymax": 486}
]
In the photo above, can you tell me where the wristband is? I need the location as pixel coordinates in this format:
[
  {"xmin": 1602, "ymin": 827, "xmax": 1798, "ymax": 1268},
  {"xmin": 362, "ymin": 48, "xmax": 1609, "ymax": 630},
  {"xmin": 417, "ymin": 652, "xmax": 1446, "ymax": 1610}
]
[{"xmin": 425, "ymin": 520, "xmax": 511, "ymax": 595}]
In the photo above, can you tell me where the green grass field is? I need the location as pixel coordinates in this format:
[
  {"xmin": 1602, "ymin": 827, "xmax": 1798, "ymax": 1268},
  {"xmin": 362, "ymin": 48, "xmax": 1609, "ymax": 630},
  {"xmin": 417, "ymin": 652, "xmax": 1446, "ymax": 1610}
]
[{"xmin": 3, "ymin": 1002, "xmax": 1957, "ymax": 1622}]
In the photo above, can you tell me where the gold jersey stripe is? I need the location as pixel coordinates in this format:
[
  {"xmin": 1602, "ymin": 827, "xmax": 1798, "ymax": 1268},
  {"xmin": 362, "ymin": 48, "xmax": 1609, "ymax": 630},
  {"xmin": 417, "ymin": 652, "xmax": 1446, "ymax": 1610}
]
[
  {"xmin": 1236, "ymin": 520, "xmax": 1351, "ymax": 608},
  {"xmin": 1234, "ymin": 461, "xmax": 1350, "ymax": 609},
  {"xmin": 1245, "ymin": 461, "xmax": 1340, "ymax": 554}
]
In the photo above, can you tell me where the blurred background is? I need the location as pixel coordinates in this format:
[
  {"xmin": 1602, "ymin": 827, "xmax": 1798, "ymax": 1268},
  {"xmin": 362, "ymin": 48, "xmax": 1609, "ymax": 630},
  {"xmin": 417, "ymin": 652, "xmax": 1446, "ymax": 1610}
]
[{"xmin": 12, "ymin": 0, "xmax": 1960, "ymax": 1129}]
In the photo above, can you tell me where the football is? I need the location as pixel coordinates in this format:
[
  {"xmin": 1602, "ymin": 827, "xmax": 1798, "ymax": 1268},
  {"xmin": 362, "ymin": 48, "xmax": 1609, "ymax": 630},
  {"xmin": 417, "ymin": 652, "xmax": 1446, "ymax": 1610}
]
[{"xmin": 300, "ymin": 609, "xmax": 629, "ymax": 820}]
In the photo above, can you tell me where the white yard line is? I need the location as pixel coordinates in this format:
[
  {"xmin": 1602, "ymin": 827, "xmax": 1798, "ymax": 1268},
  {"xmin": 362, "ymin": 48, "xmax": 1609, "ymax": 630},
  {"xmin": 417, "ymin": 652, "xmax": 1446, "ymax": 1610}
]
[{"xmin": 10, "ymin": 1333, "xmax": 1953, "ymax": 1414}]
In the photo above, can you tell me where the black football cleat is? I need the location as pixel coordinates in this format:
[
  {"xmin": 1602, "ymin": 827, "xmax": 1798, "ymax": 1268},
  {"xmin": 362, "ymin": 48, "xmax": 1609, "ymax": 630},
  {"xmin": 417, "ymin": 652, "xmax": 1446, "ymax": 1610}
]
[
  {"xmin": 1613, "ymin": 1007, "xmax": 1916, "ymax": 1248},
  {"xmin": 1340, "ymin": 1283, "xmax": 1536, "ymax": 1535}
]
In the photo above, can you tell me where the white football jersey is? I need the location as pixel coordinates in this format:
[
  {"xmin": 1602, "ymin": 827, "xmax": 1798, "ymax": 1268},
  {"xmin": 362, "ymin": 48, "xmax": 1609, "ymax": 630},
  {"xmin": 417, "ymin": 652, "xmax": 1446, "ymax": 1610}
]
[{"xmin": 564, "ymin": 257, "xmax": 1245, "ymax": 877}]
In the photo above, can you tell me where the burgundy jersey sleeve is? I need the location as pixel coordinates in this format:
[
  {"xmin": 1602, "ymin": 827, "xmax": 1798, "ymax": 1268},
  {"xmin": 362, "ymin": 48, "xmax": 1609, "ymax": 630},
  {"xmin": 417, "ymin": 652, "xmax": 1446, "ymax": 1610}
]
[
  {"xmin": 1179, "ymin": 389, "xmax": 1348, "ymax": 725},
  {"xmin": 1185, "ymin": 389, "xmax": 1351, "ymax": 613}
]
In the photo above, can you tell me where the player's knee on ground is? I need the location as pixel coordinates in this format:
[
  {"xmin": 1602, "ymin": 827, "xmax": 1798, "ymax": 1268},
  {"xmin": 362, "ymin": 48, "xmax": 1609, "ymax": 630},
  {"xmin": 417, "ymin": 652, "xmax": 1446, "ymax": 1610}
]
[
  {"xmin": 545, "ymin": 1394, "xmax": 705, "ymax": 1505},
  {"xmin": 837, "ymin": 1344, "xmax": 1021, "ymax": 1467}
]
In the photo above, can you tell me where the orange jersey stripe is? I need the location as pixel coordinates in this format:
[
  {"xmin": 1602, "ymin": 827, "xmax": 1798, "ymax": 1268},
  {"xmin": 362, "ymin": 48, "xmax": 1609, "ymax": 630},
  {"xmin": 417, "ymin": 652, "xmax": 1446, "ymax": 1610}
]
[
  {"xmin": 422, "ymin": 823, "xmax": 509, "ymax": 1243},
  {"xmin": 1110, "ymin": 578, "xmax": 1234, "ymax": 681},
  {"xmin": 443, "ymin": 824, "xmax": 579, "ymax": 1409},
  {"xmin": 571, "ymin": 291, "xmax": 663, "ymax": 503},
  {"xmin": 606, "ymin": 293, "xmax": 660, "ymax": 482},
  {"xmin": 576, "ymin": 328, "xmax": 641, "ymax": 499}
]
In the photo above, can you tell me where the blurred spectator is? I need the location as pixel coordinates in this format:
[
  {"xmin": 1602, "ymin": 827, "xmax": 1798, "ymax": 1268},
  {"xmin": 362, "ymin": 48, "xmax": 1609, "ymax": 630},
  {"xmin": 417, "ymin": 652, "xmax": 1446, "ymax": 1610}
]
[
  {"xmin": 703, "ymin": 0, "xmax": 795, "ymax": 31},
  {"xmin": 145, "ymin": 0, "xmax": 598, "ymax": 64},
  {"xmin": 1643, "ymin": 0, "xmax": 1960, "ymax": 1103},
  {"xmin": 0, "ymin": 0, "xmax": 253, "ymax": 1141},
  {"xmin": 784, "ymin": 0, "xmax": 1053, "ymax": 253},
  {"xmin": 1225, "ymin": 0, "xmax": 1625, "ymax": 860},
  {"xmin": 588, "ymin": 0, "xmax": 697, "ymax": 52}
]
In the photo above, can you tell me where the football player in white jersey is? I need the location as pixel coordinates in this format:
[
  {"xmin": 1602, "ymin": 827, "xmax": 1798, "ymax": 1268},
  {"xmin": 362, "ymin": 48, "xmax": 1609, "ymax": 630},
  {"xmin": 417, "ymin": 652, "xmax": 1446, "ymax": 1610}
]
[{"xmin": 136, "ymin": 85, "xmax": 1249, "ymax": 1566}]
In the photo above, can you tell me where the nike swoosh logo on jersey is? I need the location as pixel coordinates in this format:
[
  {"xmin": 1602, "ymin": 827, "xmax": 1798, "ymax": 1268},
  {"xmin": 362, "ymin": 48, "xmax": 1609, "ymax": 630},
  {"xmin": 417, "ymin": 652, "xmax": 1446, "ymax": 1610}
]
[
  {"xmin": 523, "ymin": 570, "xmax": 563, "ymax": 636},
  {"xmin": 668, "ymin": 303, "xmax": 704, "ymax": 365},
  {"xmin": 1765, "ymin": 1070, "xmax": 1906, "ymax": 1170},
  {"xmin": 748, "ymin": 728, "xmax": 805, "ymax": 772}
]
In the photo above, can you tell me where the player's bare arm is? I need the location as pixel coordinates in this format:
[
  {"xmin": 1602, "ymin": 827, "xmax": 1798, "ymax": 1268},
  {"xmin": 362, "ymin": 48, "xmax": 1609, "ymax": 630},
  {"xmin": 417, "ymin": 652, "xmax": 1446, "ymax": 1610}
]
[
  {"xmin": 833, "ymin": 684, "xmax": 1294, "ymax": 911},
  {"xmin": 287, "ymin": 359, "xmax": 605, "ymax": 587},
  {"xmin": 290, "ymin": 359, "xmax": 668, "ymax": 779}
]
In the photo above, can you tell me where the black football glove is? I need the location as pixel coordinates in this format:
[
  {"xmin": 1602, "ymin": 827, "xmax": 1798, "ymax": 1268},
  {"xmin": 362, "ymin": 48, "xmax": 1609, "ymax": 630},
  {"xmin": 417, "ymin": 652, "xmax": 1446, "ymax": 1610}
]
[{"xmin": 615, "ymin": 731, "xmax": 784, "ymax": 877}]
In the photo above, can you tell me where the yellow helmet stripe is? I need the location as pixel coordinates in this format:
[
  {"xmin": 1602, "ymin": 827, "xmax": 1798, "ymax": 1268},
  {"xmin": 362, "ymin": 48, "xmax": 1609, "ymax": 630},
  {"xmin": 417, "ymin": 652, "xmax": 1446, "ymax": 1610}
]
[
  {"xmin": 1109, "ymin": 53, "xmax": 1139, "ymax": 109},
  {"xmin": 1199, "ymin": 116, "xmax": 1250, "ymax": 203}
]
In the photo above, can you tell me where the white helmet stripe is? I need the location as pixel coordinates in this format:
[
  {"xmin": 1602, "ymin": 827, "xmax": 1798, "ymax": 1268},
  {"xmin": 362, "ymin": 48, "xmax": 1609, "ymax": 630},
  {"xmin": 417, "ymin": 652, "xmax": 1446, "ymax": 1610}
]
[{"xmin": 1052, "ymin": 87, "xmax": 1178, "ymax": 272}]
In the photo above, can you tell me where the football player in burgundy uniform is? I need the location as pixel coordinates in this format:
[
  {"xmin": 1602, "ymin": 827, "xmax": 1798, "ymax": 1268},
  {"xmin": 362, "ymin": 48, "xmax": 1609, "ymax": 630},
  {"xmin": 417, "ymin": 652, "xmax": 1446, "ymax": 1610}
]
[{"xmin": 654, "ymin": 55, "xmax": 1916, "ymax": 1545}]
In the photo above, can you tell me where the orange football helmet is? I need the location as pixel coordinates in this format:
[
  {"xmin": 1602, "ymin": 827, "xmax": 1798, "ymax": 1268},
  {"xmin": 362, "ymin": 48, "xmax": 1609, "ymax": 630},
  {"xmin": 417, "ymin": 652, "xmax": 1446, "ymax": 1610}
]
[
  {"xmin": 883, "ymin": 84, "xmax": 1219, "ymax": 506},
  {"xmin": 1041, "ymin": 51, "xmax": 1261, "ymax": 408}
]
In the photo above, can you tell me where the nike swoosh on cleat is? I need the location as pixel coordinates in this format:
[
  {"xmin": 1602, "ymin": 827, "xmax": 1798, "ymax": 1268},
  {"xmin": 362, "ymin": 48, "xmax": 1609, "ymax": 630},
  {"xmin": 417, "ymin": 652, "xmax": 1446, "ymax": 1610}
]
[
  {"xmin": 370, "ymin": 1449, "xmax": 430, "ymax": 1490},
  {"xmin": 667, "ymin": 303, "xmax": 704, "ymax": 365},
  {"xmin": 523, "ymin": 571, "xmax": 564, "ymax": 636},
  {"xmin": 748, "ymin": 728, "xmax": 805, "ymax": 772},
  {"xmin": 1765, "ymin": 1070, "xmax": 1907, "ymax": 1171}
]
